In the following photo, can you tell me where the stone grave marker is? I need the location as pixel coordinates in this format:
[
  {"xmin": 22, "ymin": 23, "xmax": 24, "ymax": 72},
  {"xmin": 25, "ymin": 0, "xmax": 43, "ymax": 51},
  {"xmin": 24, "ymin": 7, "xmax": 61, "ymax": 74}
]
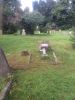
[
  {"xmin": 22, "ymin": 29, "xmax": 26, "ymax": 35},
  {"xmin": 0, "ymin": 48, "xmax": 11, "ymax": 77}
]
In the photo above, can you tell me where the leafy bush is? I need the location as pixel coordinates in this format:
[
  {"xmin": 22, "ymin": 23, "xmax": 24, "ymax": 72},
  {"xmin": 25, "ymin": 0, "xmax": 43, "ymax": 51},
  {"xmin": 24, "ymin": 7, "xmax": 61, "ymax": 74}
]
[
  {"xmin": 71, "ymin": 27, "xmax": 75, "ymax": 48},
  {"xmin": 3, "ymin": 23, "xmax": 18, "ymax": 34},
  {"xmin": 22, "ymin": 11, "xmax": 45, "ymax": 34}
]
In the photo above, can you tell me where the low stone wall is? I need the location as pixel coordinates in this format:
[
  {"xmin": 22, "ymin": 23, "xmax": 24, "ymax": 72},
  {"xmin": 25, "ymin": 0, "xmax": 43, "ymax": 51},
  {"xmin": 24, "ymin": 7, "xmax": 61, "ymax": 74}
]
[{"xmin": 0, "ymin": 80, "xmax": 13, "ymax": 100}]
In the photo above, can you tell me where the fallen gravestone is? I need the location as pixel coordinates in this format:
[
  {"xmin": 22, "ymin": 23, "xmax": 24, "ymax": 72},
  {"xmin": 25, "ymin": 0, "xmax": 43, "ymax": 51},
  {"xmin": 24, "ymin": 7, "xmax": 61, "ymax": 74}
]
[{"xmin": 0, "ymin": 48, "xmax": 11, "ymax": 77}]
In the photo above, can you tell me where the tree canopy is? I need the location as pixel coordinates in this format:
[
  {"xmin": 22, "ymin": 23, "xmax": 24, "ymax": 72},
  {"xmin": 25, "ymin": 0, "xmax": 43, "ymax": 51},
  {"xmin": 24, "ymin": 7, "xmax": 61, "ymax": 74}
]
[
  {"xmin": 2, "ymin": 0, "xmax": 75, "ymax": 34},
  {"xmin": 33, "ymin": 0, "xmax": 75, "ymax": 30},
  {"xmin": 21, "ymin": 10, "xmax": 45, "ymax": 34},
  {"xmin": 3, "ymin": 0, "xmax": 22, "ymax": 34}
]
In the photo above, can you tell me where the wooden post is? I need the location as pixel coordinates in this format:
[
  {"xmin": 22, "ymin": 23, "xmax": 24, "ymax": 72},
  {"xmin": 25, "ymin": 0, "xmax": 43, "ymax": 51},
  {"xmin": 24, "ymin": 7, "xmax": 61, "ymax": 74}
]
[
  {"xmin": 52, "ymin": 51, "xmax": 58, "ymax": 64},
  {"xmin": 28, "ymin": 53, "xmax": 32, "ymax": 64}
]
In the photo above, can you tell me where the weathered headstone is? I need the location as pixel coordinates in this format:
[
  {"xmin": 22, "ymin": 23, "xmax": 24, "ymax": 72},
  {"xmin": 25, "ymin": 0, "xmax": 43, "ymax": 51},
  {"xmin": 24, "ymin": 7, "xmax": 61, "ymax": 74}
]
[
  {"xmin": 0, "ymin": 48, "xmax": 11, "ymax": 77},
  {"xmin": 39, "ymin": 42, "xmax": 49, "ymax": 56},
  {"xmin": 22, "ymin": 29, "xmax": 26, "ymax": 35},
  {"xmin": 36, "ymin": 26, "xmax": 40, "ymax": 34}
]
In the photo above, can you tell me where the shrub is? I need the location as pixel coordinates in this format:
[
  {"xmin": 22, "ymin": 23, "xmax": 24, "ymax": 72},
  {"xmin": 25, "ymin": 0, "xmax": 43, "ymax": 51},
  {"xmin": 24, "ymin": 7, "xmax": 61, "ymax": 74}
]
[{"xmin": 71, "ymin": 27, "xmax": 75, "ymax": 48}]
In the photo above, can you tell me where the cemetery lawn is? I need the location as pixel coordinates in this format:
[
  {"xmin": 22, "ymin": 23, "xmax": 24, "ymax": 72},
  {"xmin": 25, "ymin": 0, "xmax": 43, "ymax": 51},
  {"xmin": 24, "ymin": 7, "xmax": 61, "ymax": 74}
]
[
  {"xmin": 1, "ymin": 33, "xmax": 75, "ymax": 100},
  {"xmin": 0, "ymin": 77, "xmax": 6, "ymax": 92}
]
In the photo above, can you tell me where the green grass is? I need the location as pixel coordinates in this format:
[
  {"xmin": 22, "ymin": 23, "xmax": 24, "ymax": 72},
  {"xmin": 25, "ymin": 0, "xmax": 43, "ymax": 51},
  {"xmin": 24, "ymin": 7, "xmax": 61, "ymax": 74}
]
[
  {"xmin": 1, "ymin": 33, "xmax": 75, "ymax": 100},
  {"xmin": 0, "ymin": 77, "xmax": 6, "ymax": 92}
]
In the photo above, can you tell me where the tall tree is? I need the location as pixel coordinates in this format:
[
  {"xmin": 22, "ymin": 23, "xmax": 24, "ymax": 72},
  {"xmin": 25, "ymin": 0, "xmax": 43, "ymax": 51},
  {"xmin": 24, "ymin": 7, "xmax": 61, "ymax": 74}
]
[
  {"xmin": 33, "ymin": 0, "xmax": 56, "ymax": 17},
  {"xmin": 51, "ymin": 0, "xmax": 74, "ymax": 29},
  {"xmin": 0, "ymin": 0, "xmax": 3, "ymax": 34},
  {"xmin": 33, "ymin": 0, "xmax": 75, "ymax": 30},
  {"xmin": 33, "ymin": 0, "xmax": 56, "ymax": 30},
  {"xmin": 3, "ymin": 0, "xmax": 22, "ymax": 34},
  {"xmin": 22, "ymin": 9, "xmax": 45, "ymax": 34}
]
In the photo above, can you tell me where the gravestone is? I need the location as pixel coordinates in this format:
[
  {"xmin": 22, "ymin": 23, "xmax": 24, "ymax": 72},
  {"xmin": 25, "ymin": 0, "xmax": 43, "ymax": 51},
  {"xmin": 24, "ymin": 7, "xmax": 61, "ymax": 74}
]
[
  {"xmin": 36, "ymin": 26, "xmax": 40, "ymax": 34},
  {"xmin": 39, "ymin": 41, "xmax": 49, "ymax": 56},
  {"xmin": 0, "ymin": 48, "xmax": 11, "ymax": 77},
  {"xmin": 22, "ymin": 29, "xmax": 26, "ymax": 35}
]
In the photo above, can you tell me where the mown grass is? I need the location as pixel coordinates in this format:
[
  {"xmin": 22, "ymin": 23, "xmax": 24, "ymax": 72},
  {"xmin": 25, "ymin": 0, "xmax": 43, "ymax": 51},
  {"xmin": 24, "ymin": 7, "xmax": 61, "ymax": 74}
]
[
  {"xmin": 1, "ymin": 33, "xmax": 75, "ymax": 100},
  {"xmin": 0, "ymin": 77, "xmax": 6, "ymax": 92}
]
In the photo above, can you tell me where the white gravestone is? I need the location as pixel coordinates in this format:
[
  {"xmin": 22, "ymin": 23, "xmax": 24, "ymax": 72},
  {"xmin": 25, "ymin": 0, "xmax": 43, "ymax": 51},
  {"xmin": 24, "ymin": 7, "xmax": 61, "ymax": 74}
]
[
  {"xmin": 22, "ymin": 29, "xmax": 26, "ymax": 35},
  {"xmin": 39, "ymin": 43, "xmax": 49, "ymax": 56}
]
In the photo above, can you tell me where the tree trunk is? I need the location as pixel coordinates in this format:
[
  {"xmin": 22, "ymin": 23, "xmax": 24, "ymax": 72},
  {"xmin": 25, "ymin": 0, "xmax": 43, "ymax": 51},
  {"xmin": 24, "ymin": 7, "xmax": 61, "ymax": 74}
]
[{"xmin": 0, "ymin": 0, "xmax": 3, "ymax": 34}]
